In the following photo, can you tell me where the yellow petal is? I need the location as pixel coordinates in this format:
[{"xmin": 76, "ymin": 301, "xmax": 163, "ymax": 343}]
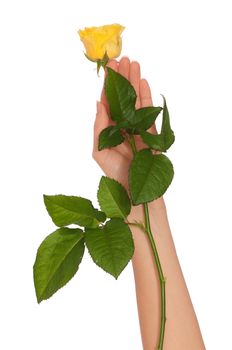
[{"xmin": 78, "ymin": 24, "xmax": 125, "ymax": 61}]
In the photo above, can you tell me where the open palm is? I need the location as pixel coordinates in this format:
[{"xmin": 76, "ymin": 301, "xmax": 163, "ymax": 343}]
[{"xmin": 92, "ymin": 57, "xmax": 156, "ymax": 190}]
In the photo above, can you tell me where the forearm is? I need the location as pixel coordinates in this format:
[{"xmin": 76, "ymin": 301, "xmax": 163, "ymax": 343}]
[{"xmin": 127, "ymin": 197, "xmax": 205, "ymax": 350}]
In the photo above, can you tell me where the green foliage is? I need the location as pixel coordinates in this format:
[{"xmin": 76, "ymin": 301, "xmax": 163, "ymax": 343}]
[
  {"xmin": 105, "ymin": 67, "xmax": 136, "ymax": 122},
  {"xmin": 34, "ymin": 67, "xmax": 175, "ymax": 306},
  {"xmin": 93, "ymin": 209, "xmax": 106, "ymax": 223},
  {"xmin": 140, "ymin": 95, "xmax": 175, "ymax": 151},
  {"xmin": 43, "ymin": 195, "xmax": 106, "ymax": 228},
  {"xmin": 35, "ymin": 177, "xmax": 135, "ymax": 301},
  {"xmin": 131, "ymin": 106, "xmax": 162, "ymax": 131},
  {"xmin": 117, "ymin": 106, "xmax": 162, "ymax": 133},
  {"xmin": 85, "ymin": 218, "xmax": 134, "ymax": 279},
  {"xmin": 97, "ymin": 176, "xmax": 131, "ymax": 218},
  {"xmin": 33, "ymin": 227, "xmax": 85, "ymax": 303},
  {"xmin": 140, "ymin": 131, "xmax": 165, "ymax": 151},
  {"xmin": 103, "ymin": 69, "xmax": 174, "ymax": 152},
  {"xmin": 129, "ymin": 149, "xmax": 174, "ymax": 205},
  {"xmin": 160, "ymin": 95, "xmax": 175, "ymax": 150},
  {"xmin": 98, "ymin": 125, "xmax": 124, "ymax": 150}
]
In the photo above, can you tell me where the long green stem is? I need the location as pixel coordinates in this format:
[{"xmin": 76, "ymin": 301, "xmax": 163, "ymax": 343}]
[
  {"xmin": 143, "ymin": 202, "xmax": 166, "ymax": 350},
  {"xmin": 128, "ymin": 135, "xmax": 166, "ymax": 350}
]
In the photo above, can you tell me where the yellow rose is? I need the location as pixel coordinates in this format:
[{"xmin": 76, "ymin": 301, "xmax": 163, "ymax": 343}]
[{"xmin": 78, "ymin": 24, "xmax": 125, "ymax": 61}]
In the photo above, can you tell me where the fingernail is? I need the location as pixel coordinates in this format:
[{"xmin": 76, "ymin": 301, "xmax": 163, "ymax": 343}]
[
  {"xmin": 96, "ymin": 101, "xmax": 101, "ymax": 115},
  {"xmin": 120, "ymin": 56, "xmax": 129, "ymax": 61}
]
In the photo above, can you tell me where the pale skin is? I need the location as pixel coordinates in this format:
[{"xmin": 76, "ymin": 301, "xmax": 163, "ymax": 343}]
[{"xmin": 92, "ymin": 57, "xmax": 206, "ymax": 350}]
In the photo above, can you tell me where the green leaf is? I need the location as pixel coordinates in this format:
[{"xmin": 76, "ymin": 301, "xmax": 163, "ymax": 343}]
[
  {"xmin": 132, "ymin": 106, "xmax": 162, "ymax": 130},
  {"xmin": 85, "ymin": 218, "xmax": 134, "ymax": 279},
  {"xmin": 98, "ymin": 125, "xmax": 124, "ymax": 150},
  {"xmin": 129, "ymin": 149, "xmax": 174, "ymax": 205},
  {"xmin": 105, "ymin": 67, "xmax": 136, "ymax": 122},
  {"xmin": 33, "ymin": 227, "xmax": 85, "ymax": 303},
  {"xmin": 140, "ymin": 96, "xmax": 175, "ymax": 151},
  {"xmin": 116, "ymin": 106, "xmax": 162, "ymax": 133},
  {"xmin": 97, "ymin": 176, "xmax": 131, "ymax": 219},
  {"xmin": 140, "ymin": 131, "xmax": 165, "ymax": 151},
  {"xmin": 160, "ymin": 95, "xmax": 175, "ymax": 150},
  {"xmin": 43, "ymin": 195, "xmax": 105, "ymax": 228},
  {"xmin": 93, "ymin": 209, "xmax": 106, "ymax": 223}
]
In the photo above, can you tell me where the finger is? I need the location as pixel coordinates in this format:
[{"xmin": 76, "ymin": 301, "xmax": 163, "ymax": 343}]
[
  {"xmin": 139, "ymin": 78, "xmax": 153, "ymax": 107},
  {"xmin": 118, "ymin": 56, "xmax": 130, "ymax": 79},
  {"xmin": 106, "ymin": 58, "xmax": 119, "ymax": 71},
  {"xmin": 93, "ymin": 101, "xmax": 111, "ymax": 156},
  {"xmin": 139, "ymin": 78, "xmax": 157, "ymax": 134},
  {"xmin": 100, "ymin": 59, "xmax": 118, "ymax": 111},
  {"xmin": 129, "ymin": 61, "xmax": 141, "ymax": 109}
]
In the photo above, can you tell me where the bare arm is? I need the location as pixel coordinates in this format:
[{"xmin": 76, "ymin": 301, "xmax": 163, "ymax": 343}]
[
  {"xmin": 93, "ymin": 57, "xmax": 205, "ymax": 349},
  {"xmin": 127, "ymin": 198, "xmax": 205, "ymax": 349}
]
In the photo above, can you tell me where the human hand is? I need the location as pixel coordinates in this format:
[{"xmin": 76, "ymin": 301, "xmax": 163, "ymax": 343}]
[{"xmin": 92, "ymin": 57, "xmax": 157, "ymax": 190}]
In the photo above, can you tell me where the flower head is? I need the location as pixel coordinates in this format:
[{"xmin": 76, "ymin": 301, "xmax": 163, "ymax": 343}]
[{"xmin": 78, "ymin": 24, "xmax": 125, "ymax": 73}]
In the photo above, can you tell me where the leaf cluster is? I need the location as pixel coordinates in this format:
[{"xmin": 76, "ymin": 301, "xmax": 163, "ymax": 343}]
[
  {"xmin": 34, "ymin": 67, "xmax": 175, "ymax": 303},
  {"xmin": 100, "ymin": 68, "xmax": 175, "ymax": 205},
  {"xmin": 34, "ymin": 177, "xmax": 134, "ymax": 303}
]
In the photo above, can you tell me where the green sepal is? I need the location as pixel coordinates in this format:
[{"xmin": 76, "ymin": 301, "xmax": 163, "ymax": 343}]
[
  {"xmin": 84, "ymin": 52, "xmax": 97, "ymax": 63},
  {"xmin": 84, "ymin": 51, "xmax": 109, "ymax": 75},
  {"xmin": 97, "ymin": 52, "xmax": 109, "ymax": 75}
]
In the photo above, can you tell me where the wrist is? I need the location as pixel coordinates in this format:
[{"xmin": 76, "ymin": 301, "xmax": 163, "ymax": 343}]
[{"xmin": 128, "ymin": 197, "xmax": 166, "ymax": 220}]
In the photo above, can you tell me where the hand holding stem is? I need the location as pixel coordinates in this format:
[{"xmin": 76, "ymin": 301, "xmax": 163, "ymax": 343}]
[{"xmin": 93, "ymin": 56, "xmax": 166, "ymax": 350}]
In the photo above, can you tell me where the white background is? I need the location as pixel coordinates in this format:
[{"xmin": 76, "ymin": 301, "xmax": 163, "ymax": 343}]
[{"xmin": 0, "ymin": 0, "xmax": 231, "ymax": 349}]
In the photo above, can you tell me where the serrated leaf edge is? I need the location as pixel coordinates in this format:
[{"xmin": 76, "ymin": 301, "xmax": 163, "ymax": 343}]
[
  {"xmin": 85, "ymin": 221, "xmax": 134, "ymax": 279},
  {"xmin": 34, "ymin": 228, "xmax": 85, "ymax": 303},
  {"xmin": 97, "ymin": 176, "xmax": 131, "ymax": 219},
  {"xmin": 43, "ymin": 194, "xmax": 101, "ymax": 227}
]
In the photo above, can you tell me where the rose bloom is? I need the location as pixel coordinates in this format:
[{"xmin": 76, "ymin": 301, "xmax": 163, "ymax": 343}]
[{"xmin": 78, "ymin": 24, "xmax": 125, "ymax": 61}]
